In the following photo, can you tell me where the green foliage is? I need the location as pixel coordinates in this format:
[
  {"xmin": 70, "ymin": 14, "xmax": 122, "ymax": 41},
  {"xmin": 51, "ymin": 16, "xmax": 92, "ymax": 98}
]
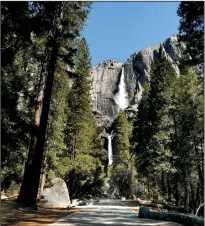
[
  {"xmin": 1, "ymin": 2, "xmax": 96, "ymax": 202},
  {"xmin": 177, "ymin": 2, "xmax": 204, "ymax": 65},
  {"xmin": 113, "ymin": 111, "xmax": 132, "ymax": 159},
  {"xmin": 110, "ymin": 111, "xmax": 136, "ymax": 198},
  {"xmin": 44, "ymin": 38, "xmax": 106, "ymax": 199},
  {"xmin": 46, "ymin": 73, "xmax": 71, "ymax": 179},
  {"xmin": 65, "ymin": 38, "xmax": 96, "ymax": 157},
  {"xmin": 133, "ymin": 58, "xmax": 177, "ymax": 175},
  {"xmin": 132, "ymin": 57, "xmax": 204, "ymax": 212}
]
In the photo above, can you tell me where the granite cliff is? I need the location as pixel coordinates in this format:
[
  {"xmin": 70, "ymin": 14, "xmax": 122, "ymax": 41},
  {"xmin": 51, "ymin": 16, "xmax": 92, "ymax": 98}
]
[{"xmin": 91, "ymin": 35, "xmax": 203, "ymax": 126}]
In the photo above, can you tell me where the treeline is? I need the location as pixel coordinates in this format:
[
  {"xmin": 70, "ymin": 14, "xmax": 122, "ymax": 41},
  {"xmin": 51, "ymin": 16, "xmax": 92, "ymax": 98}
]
[
  {"xmin": 109, "ymin": 1, "xmax": 204, "ymax": 214},
  {"xmin": 131, "ymin": 58, "xmax": 203, "ymax": 213},
  {"xmin": 2, "ymin": 2, "xmax": 106, "ymax": 207},
  {"xmin": 108, "ymin": 58, "xmax": 203, "ymax": 215}
]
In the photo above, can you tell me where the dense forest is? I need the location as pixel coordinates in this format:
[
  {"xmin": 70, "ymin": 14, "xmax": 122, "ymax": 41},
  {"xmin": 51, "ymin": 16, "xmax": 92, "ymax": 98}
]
[{"xmin": 1, "ymin": 1, "xmax": 204, "ymax": 215}]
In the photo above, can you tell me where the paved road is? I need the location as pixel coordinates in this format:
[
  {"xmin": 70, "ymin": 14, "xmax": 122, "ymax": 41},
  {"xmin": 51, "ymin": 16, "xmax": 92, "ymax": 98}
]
[{"xmin": 50, "ymin": 200, "xmax": 182, "ymax": 226}]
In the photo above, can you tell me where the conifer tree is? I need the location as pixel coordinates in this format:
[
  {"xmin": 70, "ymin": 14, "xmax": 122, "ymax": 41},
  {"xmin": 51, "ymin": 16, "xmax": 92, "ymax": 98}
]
[
  {"xmin": 132, "ymin": 58, "xmax": 177, "ymax": 199},
  {"xmin": 17, "ymin": 2, "xmax": 92, "ymax": 207},
  {"xmin": 132, "ymin": 58, "xmax": 203, "ymax": 212},
  {"xmin": 177, "ymin": 2, "xmax": 204, "ymax": 65},
  {"xmin": 166, "ymin": 68, "xmax": 203, "ymax": 211},
  {"xmin": 64, "ymin": 38, "xmax": 105, "ymax": 199},
  {"xmin": 111, "ymin": 110, "xmax": 135, "ymax": 198}
]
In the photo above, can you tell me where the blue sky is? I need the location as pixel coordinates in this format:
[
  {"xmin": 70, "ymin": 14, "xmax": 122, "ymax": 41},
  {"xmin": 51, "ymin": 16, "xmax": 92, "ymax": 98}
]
[{"xmin": 82, "ymin": 2, "xmax": 180, "ymax": 66}]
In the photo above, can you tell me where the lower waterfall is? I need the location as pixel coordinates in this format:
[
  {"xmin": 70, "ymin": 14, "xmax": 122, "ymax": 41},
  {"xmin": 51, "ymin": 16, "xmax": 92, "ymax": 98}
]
[
  {"xmin": 108, "ymin": 135, "xmax": 113, "ymax": 165},
  {"xmin": 108, "ymin": 131, "xmax": 115, "ymax": 165}
]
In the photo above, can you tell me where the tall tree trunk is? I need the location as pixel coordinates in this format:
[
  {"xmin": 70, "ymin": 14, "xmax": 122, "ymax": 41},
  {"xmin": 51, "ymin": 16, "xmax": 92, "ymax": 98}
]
[
  {"xmin": 197, "ymin": 164, "xmax": 204, "ymax": 205},
  {"xmin": 17, "ymin": 3, "xmax": 64, "ymax": 207},
  {"xmin": 40, "ymin": 157, "xmax": 48, "ymax": 194},
  {"xmin": 196, "ymin": 182, "xmax": 201, "ymax": 210},
  {"xmin": 175, "ymin": 177, "xmax": 181, "ymax": 207},
  {"xmin": 167, "ymin": 173, "xmax": 172, "ymax": 202},
  {"xmin": 161, "ymin": 171, "xmax": 166, "ymax": 197},
  {"xmin": 190, "ymin": 182, "xmax": 196, "ymax": 214},
  {"xmin": 184, "ymin": 184, "xmax": 190, "ymax": 212},
  {"xmin": 184, "ymin": 175, "xmax": 190, "ymax": 212}
]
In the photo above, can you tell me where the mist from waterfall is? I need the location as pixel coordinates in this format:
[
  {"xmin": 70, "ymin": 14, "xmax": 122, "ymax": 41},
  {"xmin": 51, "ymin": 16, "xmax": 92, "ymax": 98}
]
[
  {"xmin": 114, "ymin": 67, "xmax": 128, "ymax": 110},
  {"xmin": 108, "ymin": 134, "xmax": 113, "ymax": 165}
]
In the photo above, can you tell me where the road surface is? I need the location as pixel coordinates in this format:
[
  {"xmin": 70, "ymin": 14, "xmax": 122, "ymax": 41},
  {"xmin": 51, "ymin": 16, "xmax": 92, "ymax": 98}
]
[{"xmin": 50, "ymin": 199, "xmax": 182, "ymax": 226}]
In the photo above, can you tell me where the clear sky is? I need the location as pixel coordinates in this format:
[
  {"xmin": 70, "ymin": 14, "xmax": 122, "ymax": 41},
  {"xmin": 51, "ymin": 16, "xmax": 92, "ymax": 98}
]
[{"xmin": 82, "ymin": 2, "xmax": 180, "ymax": 66}]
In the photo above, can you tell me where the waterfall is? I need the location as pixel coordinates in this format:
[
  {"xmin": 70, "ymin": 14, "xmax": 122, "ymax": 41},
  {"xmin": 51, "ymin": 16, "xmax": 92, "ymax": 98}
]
[
  {"xmin": 114, "ymin": 66, "xmax": 128, "ymax": 110},
  {"xmin": 108, "ymin": 131, "xmax": 115, "ymax": 165},
  {"xmin": 108, "ymin": 135, "xmax": 113, "ymax": 165}
]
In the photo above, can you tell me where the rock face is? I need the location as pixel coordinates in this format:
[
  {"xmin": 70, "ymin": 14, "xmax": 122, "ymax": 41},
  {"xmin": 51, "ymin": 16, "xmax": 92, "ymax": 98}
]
[
  {"xmin": 91, "ymin": 60, "xmax": 123, "ymax": 126},
  {"xmin": 39, "ymin": 178, "xmax": 71, "ymax": 208},
  {"xmin": 91, "ymin": 35, "xmax": 202, "ymax": 125},
  {"xmin": 123, "ymin": 35, "xmax": 186, "ymax": 109}
]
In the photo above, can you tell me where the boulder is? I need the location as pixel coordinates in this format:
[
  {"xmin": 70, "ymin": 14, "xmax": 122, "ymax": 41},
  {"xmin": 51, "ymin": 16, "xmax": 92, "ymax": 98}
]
[{"xmin": 39, "ymin": 178, "xmax": 71, "ymax": 208}]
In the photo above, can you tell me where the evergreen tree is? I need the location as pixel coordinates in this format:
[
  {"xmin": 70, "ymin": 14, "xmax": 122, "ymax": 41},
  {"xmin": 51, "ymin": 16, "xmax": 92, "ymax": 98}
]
[
  {"xmin": 166, "ymin": 68, "xmax": 203, "ymax": 211},
  {"xmin": 17, "ymin": 2, "xmax": 92, "ymax": 207},
  {"xmin": 177, "ymin": 1, "xmax": 204, "ymax": 65},
  {"xmin": 145, "ymin": 58, "xmax": 176, "ymax": 176},
  {"xmin": 132, "ymin": 82, "xmax": 150, "ymax": 174},
  {"xmin": 64, "ymin": 38, "xmax": 106, "ymax": 199},
  {"xmin": 1, "ymin": 8, "xmax": 49, "ymax": 191},
  {"xmin": 111, "ymin": 111, "xmax": 135, "ymax": 198},
  {"xmin": 65, "ymin": 38, "xmax": 96, "ymax": 159},
  {"xmin": 132, "ymin": 58, "xmax": 177, "ymax": 200},
  {"xmin": 132, "ymin": 57, "xmax": 203, "ymax": 212}
]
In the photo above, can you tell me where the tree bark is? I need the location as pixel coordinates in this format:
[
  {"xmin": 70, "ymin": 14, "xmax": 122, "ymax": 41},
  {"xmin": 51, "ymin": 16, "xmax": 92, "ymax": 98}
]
[
  {"xmin": 17, "ymin": 3, "xmax": 64, "ymax": 207},
  {"xmin": 40, "ymin": 158, "xmax": 48, "ymax": 194},
  {"xmin": 184, "ymin": 177, "xmax": 190, "ymax": 212},
  {"xmin": 175, "ymin": 178, "xmax": 181, "ymax": 207},
  {"xmin": 167, "ymin": 173, "xmax": 172, "ymax": 202}
]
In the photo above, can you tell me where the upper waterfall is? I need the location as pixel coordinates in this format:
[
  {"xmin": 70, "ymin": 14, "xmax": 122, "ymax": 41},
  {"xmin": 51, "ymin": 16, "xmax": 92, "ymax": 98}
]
[{"xmin": 114, "ymin": 67, "xmax": 128, "ymax": 110}]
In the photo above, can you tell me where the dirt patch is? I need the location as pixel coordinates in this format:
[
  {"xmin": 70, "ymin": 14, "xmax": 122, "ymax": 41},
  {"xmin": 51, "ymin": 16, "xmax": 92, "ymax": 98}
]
[{"xmin": 1, "ymin": 197, "xmax": 80, "ymax": 226}]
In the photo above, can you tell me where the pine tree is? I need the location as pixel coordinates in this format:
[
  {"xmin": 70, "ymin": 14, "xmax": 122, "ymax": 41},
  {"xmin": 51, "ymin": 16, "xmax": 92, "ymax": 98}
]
[
  {"xmin": 132, "ymin": 82, "xmax": 150, "ymax": 173},
  {"xmin": 1, "ymin": 4, "xmax": 49, "ymax": 190},
  {"xmin": 166, "ymin": 68, "xmax": 203, "ymax": 211},
  {"xmin": 64, "ymin": 38, "xmax": 105, "ymax": 199},
  {"xmin": 17, "ymin": 2, "xmax": 92, "ymax": 207},
  {"xmin": 65, "ymin": 38, "xmax": 96, "ymax": 158},
  {"xmin": 145, "ymin": 58, "xmax": 176, "ymax": 176},
  {"xmin": 132, "ymin": 57, "xmax": 203, "ymax": 212},
  {"xmin": 132, "ymin": 58, "xmax": 177, "ymax": 200},
  {"xmin": 111, "ymin": 110, "xmax": 135, "ymax": 198},
  {"xmin": 177, "ymin": 2, "xmax": 204, "ymax": 65}
]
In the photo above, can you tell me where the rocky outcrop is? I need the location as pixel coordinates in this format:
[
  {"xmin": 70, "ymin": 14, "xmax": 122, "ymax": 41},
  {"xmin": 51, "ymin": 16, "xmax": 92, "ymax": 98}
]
[
  {"xmin": 123, "ymin": 35, "xmax": 186, "ymax": 109},
  {"xmin": 91, "ymin": 35, "xmax": 203, "ymax": 125},
  {"xmin": 91, "ymin": 60, "xmax": 123, "ymax": 125},
  {"xmin": 39, "ymin": 178, "xmax": 71, "ymax": 208}
]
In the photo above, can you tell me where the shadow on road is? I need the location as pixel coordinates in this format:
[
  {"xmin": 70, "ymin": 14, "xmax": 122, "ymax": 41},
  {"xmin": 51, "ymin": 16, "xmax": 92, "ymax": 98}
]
[{"xmin": 50, "ymin": 200, "xmax": 182, "ymax": 226}]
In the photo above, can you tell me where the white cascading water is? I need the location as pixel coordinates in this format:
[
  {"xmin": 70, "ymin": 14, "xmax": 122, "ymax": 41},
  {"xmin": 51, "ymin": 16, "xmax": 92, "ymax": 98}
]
[
  {"xmin": 108, "ymin": 131, "xmax": 115, "ymax": 165},
  {"xmin": 115, "ymin": 66, "xmax": 128, "ymax": 110},
  {"xmin": 108, "ymin": 135, "xmax": 113, "ymax": 165}
]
